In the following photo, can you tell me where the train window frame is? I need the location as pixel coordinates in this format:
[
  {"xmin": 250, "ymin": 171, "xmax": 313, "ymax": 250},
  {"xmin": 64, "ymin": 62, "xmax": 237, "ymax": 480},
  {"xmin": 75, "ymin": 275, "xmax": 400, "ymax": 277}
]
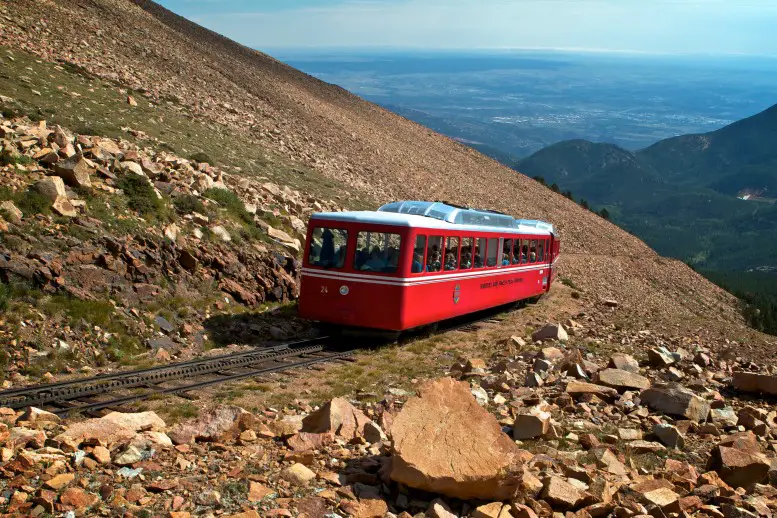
[
  {"xmin": 307, "ymin": 227, "xmax": 349, "ymax": 269},
  {"xmin": 460, "ymin": 237, "xmax": 474, "ymax": 270},
  {"xmin": 474, "ymin": 237, "xmax": 487, "ymax": 269},
  {"xmin": 444, "ymin": 236, "xmax": 460, "ymax": 271},
  {"xmin": 486, "ymin": 238, "xmax": 498, "ymax": 268},
  {"xmin": 504, "ymin": 238, "xmax": 515, "ymax": 266},
  {"xmin": 353, "ymin": 231, "xmax": 402, "ymax": 274},
  {"xmin": 426, "ymin": 235, "xmax": 444, "ymax": 273},
  {"xmin": 411, "ymin": 235, "xmax": 427, "ymax": 274},
  {"xmin": 520, "ymin": 239, "xmax": 529, "ymax": 264}
]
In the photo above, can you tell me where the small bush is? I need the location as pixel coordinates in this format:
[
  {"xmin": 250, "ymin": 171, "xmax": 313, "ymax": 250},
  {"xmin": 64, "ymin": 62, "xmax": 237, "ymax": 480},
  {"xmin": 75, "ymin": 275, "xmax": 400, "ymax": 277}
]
[
  {"xmin": 1, "ymin": 150, "xmax": 33, "ymax": 167},
  {"xmin": 15, "ymin": 189, "xmax": 50, "ymax": 216},
  {"xmin": 560, "ymin": 277, "xmax": 580, "ymax": 291},
  {"xmin": 173, "ymin": 194, "xmax": 206, "ymax": 215},
  {"xmin": 0, "ymin": 283, "xmax": 10, "ymax": 311},
  {"xmin": 203, "ymin": 188, "xmax": 252, "ymax": 224},
  {"xmin": 189, "ymin": 152, "xmax": 214, "ymax": 165},
  {"xmin": 118, "ymin": 174, "xmax": 170, "ymax": 221}
]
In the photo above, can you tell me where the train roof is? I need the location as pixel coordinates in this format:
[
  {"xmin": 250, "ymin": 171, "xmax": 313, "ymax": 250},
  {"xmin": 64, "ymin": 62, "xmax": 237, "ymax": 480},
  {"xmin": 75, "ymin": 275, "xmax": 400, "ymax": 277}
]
[{"xmin": 311, "ymin": 201, "xmax": 554, "ymax": 235}]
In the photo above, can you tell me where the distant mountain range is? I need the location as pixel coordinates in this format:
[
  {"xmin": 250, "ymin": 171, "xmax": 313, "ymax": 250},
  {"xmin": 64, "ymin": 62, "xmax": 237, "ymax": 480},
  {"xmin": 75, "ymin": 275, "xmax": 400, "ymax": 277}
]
[{"xmin": 516, "ymin": 103, "xmax": 777, "ymax": 271}]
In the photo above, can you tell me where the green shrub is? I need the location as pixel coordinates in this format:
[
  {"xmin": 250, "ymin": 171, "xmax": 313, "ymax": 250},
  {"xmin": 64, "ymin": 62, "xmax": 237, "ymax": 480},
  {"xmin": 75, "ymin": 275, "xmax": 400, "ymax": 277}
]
[
  {"xmin": 0, "ymin": 283, "xmax": 10, "ymax": 311},
  {"xmin": 15, "ymin": 189, "xmax": 50, "ymax": 215},
  {"xmin": 203, "ymin": 188, "xmax": 252, "ymax": 224},
  {"xmin": 189, "ymin": 152, "xmax": 214, "ymax": 165},
  {"xmin": 117, "ymin": 174, "xmax": 170, "ymax": 221},
  {"xmin": 1, "ymin": 150, "xmax": 33, "ymax": 167},
  {"xmin": 173, "ymin": 194, "xmax": 206, "ymax": 215}
]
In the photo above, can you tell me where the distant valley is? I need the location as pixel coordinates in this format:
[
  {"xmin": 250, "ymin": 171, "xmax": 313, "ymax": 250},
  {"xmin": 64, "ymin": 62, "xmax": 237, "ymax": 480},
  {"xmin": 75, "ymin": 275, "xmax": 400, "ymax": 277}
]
[{"xmin": 280, "ymin": 50, "xmax": 777, "ymax": 158}]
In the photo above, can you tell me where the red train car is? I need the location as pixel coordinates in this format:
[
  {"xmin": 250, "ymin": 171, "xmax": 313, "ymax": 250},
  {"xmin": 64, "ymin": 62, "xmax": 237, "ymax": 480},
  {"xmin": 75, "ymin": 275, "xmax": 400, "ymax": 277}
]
[{"xmin": 299, "ymin": 201, "xmax": 559, "ymax": 332}]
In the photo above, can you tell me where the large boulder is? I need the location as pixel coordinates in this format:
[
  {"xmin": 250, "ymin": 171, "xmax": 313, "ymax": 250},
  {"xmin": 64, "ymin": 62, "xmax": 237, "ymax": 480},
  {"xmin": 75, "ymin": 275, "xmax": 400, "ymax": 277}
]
[
  {"xmin": 34, "ymin": 177, "xmax": 67, "ymax": 201},
  {"xmin": 53, "ymin": 412, "xmax": 165, "ymax": 451},
  {"xmin": 301, "ymin": 397, "xmax": 373, "ymax": 440},
  {"xmin": 732, "ymin": 372, "xmax": 777, "ymax": 396},
  {"xmin": 565, "ymin": 381, "xmax": 618, "ymax": 400},
  {"xmin": 168, "ymin": 405, "xmax": 255, "ymax": 445},
  {"xmin": 597, "ymin": 368, "xmax": 650, "ymax": 391},
  {"xmin": 389, "ymin": 377, "xmax": 523, "ymax": 500},
  {"xmin": 53, "ymin": 154, "xmax": 92, "ymax": 188},
  {"xmin": 532, "ymin": 324, "xmax": 568, "ymax": 342},
  {"xmin": 640, "ymin": 384, "xmax": 711, "ymax": 422},
  {"xmin": 608, "ymin": 353, "xmax": 640, "ymax": 373},
  {"xmin": 708, "ymin": 445, "xmax": 769, "ymax": 488},
  {"xmin": 52, "ymin": 196, "xmax": 78, "ymax": 217}
]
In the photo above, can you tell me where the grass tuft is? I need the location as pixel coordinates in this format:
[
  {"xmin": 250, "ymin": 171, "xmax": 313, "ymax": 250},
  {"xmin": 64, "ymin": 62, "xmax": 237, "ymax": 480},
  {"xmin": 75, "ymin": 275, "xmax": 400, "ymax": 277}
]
[{"xmin": 117, "ymin": 174, "xmax": 171, "ymax": 221}]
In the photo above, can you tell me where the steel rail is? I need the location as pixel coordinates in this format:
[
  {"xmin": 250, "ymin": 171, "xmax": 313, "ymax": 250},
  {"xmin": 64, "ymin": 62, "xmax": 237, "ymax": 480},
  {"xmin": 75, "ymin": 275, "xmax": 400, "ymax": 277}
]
[
  {"xmin": 50, "ymin": 349, "xmax": 355, "ymax": 416},
  {"xmin": 0, "ymin": 337, "xmax": 330, "ymax": 410}
]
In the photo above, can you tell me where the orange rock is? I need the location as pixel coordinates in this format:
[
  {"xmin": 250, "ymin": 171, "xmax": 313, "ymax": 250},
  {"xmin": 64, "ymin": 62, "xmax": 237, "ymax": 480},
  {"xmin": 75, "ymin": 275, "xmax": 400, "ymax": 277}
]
[
  {"xmin": 301, "ymin": 398, "xmax": 373, "ymax": 440},
  {"xmin": 389, "ymin": 377, "xmax": 523, "ymax": 500},
  {"xmin": 59, "ymin": 487, "xmax": 99, "ymax": 509},
  {"xmin": 44, "ymin": 473, "xmax": 75, "ymax": 490},
  {"xmin": 248, "ymin": 481, "xmax": 274, "ymax": 502}
]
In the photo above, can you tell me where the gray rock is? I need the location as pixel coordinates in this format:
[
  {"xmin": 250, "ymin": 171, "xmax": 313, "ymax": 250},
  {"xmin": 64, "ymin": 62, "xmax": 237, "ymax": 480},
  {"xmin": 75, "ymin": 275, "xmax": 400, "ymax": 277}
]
[
  {"xmin": 154, "ymin": 316, "xmax": 175, "ymax": 334},
  {"xmin": 653, "ymin": 423, "xmax": 685, "ymax": 449},
  {"xmin": 597, "ymin": 368, "xmax": 650, "ymax": 391},
  {"xmin": 608, "ymin": 353, "xmax": 640, "ymax": 373},
  {"xmin": 532, "ymin": 324, "xmax": 568, "ymax": 342},
  {"xmin": 640, "ymin": 384, "xmax": 711, "ymax": 422}
]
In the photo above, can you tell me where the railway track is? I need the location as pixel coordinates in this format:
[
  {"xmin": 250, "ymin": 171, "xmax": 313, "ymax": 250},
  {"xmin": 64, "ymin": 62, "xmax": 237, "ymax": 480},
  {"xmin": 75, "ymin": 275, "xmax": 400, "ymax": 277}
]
[
  {"xmin": 0, "ymin": 299, "xmax": 532, "ymax": 417},
  {"xmin": 0, "ymin": 337, "xmax": 353, "ymax": 416}
]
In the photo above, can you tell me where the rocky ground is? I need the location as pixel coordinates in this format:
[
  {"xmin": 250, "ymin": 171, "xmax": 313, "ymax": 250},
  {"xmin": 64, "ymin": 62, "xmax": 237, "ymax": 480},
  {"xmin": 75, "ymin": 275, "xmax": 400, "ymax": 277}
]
[
  {"xmin": 0, "ymin": 114, "xmax": 338, "ymax": 383},
  {"xmin": 3, "ymin": 324, "xmax": 777, "ymax": 517}
]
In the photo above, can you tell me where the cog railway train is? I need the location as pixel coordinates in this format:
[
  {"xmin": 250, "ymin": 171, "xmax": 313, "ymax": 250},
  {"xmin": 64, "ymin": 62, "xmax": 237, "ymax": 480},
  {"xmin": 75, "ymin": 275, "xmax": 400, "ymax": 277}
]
[{"xmin": 298, "ymin": 201, "xmax": 559, "ymax": 333}]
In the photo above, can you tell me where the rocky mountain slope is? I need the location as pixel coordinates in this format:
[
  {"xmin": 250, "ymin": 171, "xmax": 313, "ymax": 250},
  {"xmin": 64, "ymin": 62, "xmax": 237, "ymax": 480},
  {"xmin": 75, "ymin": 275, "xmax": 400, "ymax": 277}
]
[
  {"xmin": 517, "ymin": 104, "xmax": 777, "ymax": 271},
  {"xmin": 0, "ymin": 0, "xmax": 764, "ymax": 353},
  {"xmin": 2, "ymin": 1, "xmax": 777, "ymax": 517}
]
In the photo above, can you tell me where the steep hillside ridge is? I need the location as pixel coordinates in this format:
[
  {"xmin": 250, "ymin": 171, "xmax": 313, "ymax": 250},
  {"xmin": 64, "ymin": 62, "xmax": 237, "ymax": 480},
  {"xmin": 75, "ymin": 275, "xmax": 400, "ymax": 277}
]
[
  {"xmin": 517, "ymin": 103, "xmax": 777, "ymax": 271},
  {"xmin": 0, "ymin": 0, "xmax": 767, "ymax": 348},
  {"xmin": 640, "ymin": 103, "xmax": 777, "ymax": 187},
  {"xmin": 516, "ymin": 140, "xmax": 668, "ymax": 203}
]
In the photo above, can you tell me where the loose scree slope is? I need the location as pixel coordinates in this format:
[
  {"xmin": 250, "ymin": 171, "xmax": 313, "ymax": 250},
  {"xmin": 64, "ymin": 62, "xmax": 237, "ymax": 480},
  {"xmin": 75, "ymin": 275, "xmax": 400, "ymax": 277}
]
[{"xmin": 0, "ymin": 0, "xmax": 769, "ymax": 352}]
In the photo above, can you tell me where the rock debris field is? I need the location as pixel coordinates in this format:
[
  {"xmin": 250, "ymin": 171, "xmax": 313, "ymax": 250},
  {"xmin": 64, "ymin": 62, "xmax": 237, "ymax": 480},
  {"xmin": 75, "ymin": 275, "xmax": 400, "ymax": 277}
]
[{"xmin": 2, "ymin": 323, "xmax": 777, "ymax": 517}]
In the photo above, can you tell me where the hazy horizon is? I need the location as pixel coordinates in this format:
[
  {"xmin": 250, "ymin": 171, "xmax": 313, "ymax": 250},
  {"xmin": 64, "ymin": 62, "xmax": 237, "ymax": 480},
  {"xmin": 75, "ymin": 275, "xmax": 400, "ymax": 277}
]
[{"xmin": 157, "ymin": 0, "xmax": 777, "ymax": 57}]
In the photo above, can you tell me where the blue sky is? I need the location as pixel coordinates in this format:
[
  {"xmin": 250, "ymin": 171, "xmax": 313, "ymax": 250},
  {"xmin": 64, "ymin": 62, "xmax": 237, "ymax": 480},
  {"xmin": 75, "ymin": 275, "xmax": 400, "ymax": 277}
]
[{"xmin": 157, "ymin": 0, "xmax": 777, "ymax": 55}]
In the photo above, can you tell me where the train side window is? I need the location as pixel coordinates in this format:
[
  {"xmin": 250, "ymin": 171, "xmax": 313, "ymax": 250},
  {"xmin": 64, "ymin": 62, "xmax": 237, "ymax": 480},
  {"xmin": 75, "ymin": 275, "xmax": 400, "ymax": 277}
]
[
  {"xmin": 474, "ymin": 238, "xmax": 486, "ymax": 268},
  {"xmin": 538, "ymin": 241, "xmax": 545, "ymax": 262},
  {"xmin": 486, "ymin": 238, "xmax": 498, "ymax": 267},
  {"xmin": 444, "ymin": 237, "xmax": 460, "ymax": 271},
  {"xmin": 460, "ymin": 237, "xmax": 473, "ymax": 269},
  {"xmin": 530, "ymin": 240, "xmax": 538, "ymax": 263},
  {"xmin": 412, "ymin": 235, "xmax": 426, "ymax": 273},
  {"xmin": 308, "ymin": 227, "xmax": 348, "ymax": 269},
  {"xmin": 504, "ymin": 239, "xmax": 514, "ymax": 266},
  {"xmin": 354, "ymin": 231, "xmax": 402, "ymax": 273},
  {"xmin": 520, "ymin": 239, "xmax": 529, "ymax": 264},
  {"xmin": 427, "ymin": 236, "xmax": 444, "ymax": 272}
]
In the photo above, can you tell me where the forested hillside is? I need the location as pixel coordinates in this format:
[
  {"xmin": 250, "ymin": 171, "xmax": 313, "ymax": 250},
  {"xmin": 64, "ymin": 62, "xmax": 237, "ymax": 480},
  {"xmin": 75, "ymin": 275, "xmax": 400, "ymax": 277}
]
[{"xmin": 516, "ymin": 103, "xmax": 777, "ymax": 273}]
